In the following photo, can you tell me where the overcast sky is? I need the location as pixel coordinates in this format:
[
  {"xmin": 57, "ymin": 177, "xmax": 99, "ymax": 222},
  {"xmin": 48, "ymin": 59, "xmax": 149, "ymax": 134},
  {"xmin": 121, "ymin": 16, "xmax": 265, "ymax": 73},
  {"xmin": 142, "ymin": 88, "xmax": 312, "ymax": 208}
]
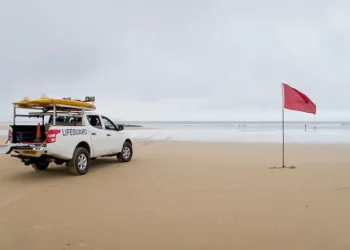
[{"xmin": 1, "ymin": 0, "xmax": 349, "ymax": 121}]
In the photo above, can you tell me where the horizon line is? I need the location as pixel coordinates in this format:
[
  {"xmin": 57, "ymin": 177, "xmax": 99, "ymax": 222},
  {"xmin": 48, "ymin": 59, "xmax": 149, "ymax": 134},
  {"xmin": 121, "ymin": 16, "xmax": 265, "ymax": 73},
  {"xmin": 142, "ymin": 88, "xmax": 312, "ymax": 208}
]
[{"xmin": 2, "ymin": 120, "xmax": 350, "ymax": 124}]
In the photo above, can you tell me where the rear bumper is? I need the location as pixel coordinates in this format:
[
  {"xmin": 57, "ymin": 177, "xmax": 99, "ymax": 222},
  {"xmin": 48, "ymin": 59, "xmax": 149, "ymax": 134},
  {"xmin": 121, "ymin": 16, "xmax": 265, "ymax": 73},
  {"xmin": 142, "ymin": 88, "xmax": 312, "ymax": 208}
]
[{"xmin": 2, "ymin": 143, "xmax": 47, "ymax": 157}]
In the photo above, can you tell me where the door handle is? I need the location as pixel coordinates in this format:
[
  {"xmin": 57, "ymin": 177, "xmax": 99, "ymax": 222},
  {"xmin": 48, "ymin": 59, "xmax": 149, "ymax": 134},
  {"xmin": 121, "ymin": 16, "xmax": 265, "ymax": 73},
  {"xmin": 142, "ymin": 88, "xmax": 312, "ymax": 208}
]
[
  {"xmin": 91, "ymin": 133, "xmax": 96, "ymax": 135},
  {"xmin": 107, "ymin": 134, "xmax": 111, "ymax": 136}
]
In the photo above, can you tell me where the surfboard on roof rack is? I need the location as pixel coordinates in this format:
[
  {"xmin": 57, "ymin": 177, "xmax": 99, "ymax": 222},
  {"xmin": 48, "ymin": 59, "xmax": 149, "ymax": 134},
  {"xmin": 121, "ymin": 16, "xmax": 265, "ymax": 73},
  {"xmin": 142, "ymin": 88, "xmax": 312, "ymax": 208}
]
[{"xmin": 12, "ymin": 96, "xmax": 96, "ymax": 111}]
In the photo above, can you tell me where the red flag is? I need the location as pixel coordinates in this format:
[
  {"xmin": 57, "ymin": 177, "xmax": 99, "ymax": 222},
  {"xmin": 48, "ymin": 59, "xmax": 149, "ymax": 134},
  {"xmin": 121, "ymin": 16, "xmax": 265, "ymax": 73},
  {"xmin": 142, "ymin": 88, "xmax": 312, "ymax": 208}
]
[{"xmin": 282, "ymin": 83, "xmax": 316, "ymax": 114}]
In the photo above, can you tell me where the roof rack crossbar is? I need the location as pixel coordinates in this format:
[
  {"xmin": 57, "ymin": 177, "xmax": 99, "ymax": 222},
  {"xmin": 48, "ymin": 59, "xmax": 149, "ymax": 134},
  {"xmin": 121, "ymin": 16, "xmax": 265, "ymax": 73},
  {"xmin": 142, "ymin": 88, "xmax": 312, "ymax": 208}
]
[
  {"xmin": 27, "ymin": 111, "xmax": 84, "ymax": 116},
  {"xmin": 13, "ymin": 104, "xmax": 95, "ymax": 111}
]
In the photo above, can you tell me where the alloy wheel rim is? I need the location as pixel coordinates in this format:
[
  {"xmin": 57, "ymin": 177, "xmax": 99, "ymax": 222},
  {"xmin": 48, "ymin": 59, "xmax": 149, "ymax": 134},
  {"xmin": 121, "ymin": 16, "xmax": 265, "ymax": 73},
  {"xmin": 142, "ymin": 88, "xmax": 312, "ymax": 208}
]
[
  {"xmin": 122, "ymin": 147, "xmax": 130, "ymax": 159},
  {"xmin": 77, "ymin": 154, "xmax": 87, "ymax": 170}
]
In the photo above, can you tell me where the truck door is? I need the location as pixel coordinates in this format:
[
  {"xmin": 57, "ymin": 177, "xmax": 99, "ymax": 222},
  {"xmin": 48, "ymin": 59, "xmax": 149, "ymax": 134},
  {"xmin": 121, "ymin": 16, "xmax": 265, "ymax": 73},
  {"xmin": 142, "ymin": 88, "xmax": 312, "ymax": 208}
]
[
  {"xmin": 86, "ymin": 115, "xmax": 109, "ymax": 156},
  {"xmin": 101, "ymin": 116, "xmax": 124, "ymax": 154}
]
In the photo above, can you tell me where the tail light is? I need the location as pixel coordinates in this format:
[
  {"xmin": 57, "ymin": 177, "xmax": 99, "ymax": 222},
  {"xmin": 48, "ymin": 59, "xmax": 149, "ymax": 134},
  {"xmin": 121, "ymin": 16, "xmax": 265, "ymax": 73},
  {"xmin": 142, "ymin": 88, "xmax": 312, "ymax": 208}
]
[
  {"xmin": 46, "ymin": 129, "xmax": 61, "ymax": 143},
  {"xmin": 7, "ymin": 129, "xmax": 12, "ymax": 142}
]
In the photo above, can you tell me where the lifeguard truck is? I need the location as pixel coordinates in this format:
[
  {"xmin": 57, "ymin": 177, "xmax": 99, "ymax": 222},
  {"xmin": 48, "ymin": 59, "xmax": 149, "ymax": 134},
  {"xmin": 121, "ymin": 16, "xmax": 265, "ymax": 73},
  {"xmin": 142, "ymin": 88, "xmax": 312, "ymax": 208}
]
[{"xmin": 3, "ymin": 96, "xmax": 133, "ymax": 176}]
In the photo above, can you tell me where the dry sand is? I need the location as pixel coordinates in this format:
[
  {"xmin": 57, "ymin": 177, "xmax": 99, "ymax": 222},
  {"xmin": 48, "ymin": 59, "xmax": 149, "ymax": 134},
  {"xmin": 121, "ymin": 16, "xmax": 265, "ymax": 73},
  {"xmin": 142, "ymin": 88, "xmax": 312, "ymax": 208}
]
[{"xmin": 0, "ymin": 137, "xmax": 350, "ymax": 250}]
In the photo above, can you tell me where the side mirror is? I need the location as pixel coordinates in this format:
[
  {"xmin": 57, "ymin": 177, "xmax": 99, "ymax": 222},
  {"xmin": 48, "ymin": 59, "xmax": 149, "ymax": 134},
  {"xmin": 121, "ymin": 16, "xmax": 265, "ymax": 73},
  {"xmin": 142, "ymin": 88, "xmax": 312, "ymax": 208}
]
[{"xmin": 118, "ymin": 125, "xmax": 124, "ymax": 131}]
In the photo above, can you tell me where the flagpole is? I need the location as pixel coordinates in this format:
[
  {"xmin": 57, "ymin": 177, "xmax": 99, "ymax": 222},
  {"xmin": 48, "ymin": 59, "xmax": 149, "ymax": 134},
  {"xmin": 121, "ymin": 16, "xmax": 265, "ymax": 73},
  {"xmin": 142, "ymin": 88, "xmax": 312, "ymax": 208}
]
[{"xmin": 281, "ymin": 82, "xmax": 285, "ymax": 168}]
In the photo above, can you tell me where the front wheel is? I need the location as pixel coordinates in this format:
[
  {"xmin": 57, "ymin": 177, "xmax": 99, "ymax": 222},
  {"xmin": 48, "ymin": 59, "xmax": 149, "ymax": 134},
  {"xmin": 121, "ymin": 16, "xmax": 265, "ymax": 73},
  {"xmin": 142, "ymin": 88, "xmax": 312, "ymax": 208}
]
[
  {"xmin": 66, "ymin": 147, "xmax": 90, "ymax": 175},
  {"xmin": 31, "ymin": 161, "xmax": 50, "ymax": 171},
  {"xmin": 117, "ymin": 142, "xmax": 133, "ymax": 162}
]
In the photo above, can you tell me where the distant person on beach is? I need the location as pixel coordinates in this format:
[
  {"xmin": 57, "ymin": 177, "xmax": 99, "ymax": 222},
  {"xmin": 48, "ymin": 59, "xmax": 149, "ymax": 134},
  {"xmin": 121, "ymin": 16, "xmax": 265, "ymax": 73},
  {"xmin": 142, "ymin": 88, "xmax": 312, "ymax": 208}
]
[{"xmin": 305, "ymin": 124, "xmax": 307, "ymax": 131}]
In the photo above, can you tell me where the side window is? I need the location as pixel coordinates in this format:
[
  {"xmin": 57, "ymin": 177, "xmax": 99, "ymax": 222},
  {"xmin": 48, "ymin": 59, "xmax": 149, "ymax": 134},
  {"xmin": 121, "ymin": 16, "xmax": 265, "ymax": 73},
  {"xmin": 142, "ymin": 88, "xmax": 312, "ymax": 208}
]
[
  {"xmin": 87, "ymin": 115, "xmax": 102, "ymax": 129},
  {"xmin": 101, "ymin": 116, "xmax": 118, "ymax": 130},
  {"xmin": 48, "ymin": 115, "xmax": 72, "ymax": 124},
  {"xmin": 67, "ymin": 116, "xmax": 77, "ymax": 123},
  {"xmin": 56, "ymin": 116, "xmax": 65, "ymax": 123},
  {"xmin": 47, "ymin": 115, "xmax": 82, "ymax": 126},
  {"xmin": 74, "ymin": 117, "xmax": 83, "ymax": 126}
]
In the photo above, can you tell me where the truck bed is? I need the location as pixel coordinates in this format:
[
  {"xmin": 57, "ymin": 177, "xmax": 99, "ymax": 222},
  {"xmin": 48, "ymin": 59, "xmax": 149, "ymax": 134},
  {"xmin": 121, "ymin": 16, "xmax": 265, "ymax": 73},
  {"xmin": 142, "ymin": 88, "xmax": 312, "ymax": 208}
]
[{"xmin": 10, "ymin": 125, "xmax": 46, "ymax": 143}]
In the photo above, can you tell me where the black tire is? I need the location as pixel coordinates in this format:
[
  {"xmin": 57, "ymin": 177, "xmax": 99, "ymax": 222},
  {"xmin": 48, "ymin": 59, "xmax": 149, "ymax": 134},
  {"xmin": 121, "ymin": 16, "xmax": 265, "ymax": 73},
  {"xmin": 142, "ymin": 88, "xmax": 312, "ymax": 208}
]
[
  {"xmin": 117, "ymin": 142, "xmax": 133, "ymax": 162},
  {"xmin": 31, "ymin": 161, "xmax": 50, "ymax": 171},
  {"xmin": 66, "ymin": 147, "xmax": 90, "ymax": 175}
]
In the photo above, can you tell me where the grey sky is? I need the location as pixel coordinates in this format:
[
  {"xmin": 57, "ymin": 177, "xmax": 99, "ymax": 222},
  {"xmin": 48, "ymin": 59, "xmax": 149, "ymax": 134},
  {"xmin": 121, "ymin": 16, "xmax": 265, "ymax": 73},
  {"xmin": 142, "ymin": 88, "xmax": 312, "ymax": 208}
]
[{"xmin": 1, "ymin": 0, "xmax": 349, "ymax": 121}]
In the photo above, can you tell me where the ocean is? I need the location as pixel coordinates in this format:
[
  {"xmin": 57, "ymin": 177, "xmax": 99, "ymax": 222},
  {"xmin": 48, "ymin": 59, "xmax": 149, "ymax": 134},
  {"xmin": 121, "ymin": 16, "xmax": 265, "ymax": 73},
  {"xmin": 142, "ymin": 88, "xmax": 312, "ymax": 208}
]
[
  {"xmin": 121, "ymin": 121, "xmax": 350, "ymax": 144},
  {"xmin": 1, "ymin": 121, "xmax": 350, "ymax": 144}
]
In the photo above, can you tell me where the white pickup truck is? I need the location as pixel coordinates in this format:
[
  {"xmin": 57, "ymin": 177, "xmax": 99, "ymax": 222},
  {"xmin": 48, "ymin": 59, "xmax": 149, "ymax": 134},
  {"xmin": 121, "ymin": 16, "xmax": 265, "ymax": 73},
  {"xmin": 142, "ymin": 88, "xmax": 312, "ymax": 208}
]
[{"xmin": 4, "ymin": 111, "xmax": 133, "ymax": 175}]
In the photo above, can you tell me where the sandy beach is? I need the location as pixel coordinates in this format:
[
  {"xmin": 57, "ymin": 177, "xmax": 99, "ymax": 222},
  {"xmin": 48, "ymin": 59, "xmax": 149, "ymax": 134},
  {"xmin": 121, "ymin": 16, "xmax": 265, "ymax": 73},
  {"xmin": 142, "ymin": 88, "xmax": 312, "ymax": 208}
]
[{"xmin": 1, "ymin": 135, "xmax": 350, "ymax": 250}]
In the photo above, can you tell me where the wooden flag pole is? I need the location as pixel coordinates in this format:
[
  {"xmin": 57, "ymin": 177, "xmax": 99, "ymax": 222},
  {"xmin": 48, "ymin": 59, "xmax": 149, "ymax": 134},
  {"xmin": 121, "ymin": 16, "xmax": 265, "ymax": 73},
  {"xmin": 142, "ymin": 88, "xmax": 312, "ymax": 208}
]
[{"xmin": 281, "ymin": 82, "xmax": 285, "ymax": 168}]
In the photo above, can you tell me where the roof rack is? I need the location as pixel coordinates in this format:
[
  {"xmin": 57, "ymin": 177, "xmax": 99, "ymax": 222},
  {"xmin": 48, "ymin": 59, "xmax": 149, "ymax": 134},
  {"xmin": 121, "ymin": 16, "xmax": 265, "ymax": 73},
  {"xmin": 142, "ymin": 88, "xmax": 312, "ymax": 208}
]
[
  {"xmin": 11, "ymin": 96, "xmax": 96, "ymax": 125},
  {"xmin": 16, "ymin": 111, "xmax": 87, "ymax": 117},
  {"xmin": 13, "ymin": 104, "xmax": 95, "ymax": 112}
]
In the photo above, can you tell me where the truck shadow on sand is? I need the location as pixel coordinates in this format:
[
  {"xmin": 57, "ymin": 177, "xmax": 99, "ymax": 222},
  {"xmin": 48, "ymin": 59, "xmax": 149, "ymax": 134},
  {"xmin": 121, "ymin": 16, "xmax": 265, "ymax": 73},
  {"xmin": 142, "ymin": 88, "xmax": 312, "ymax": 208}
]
[{"xmin": 5, "ymin": 158, "xmax": 127, "ymax": 183}]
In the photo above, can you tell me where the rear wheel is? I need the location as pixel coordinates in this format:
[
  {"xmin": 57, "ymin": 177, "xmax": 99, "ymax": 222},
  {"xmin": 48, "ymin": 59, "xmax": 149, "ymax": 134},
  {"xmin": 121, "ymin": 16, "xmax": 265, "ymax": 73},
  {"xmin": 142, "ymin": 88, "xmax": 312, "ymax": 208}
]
[
  {"xmin": 31, "ymin": 161, "xmax": 50, "ymax": 171},
  {"xmin": 117, "ymin": 142, "xmax": 133, "ymax": 162},
  {"xmin": 66, "ymin": 147, "xmax": 90, "ymax": 175}
]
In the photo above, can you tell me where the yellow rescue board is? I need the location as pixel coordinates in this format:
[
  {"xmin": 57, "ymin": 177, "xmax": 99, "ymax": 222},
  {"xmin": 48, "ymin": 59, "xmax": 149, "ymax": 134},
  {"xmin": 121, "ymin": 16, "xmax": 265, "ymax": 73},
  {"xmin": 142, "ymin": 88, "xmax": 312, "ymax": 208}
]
[{"xmin": 13, "ymin": 98, "xmax": 96, "ymax": 109}]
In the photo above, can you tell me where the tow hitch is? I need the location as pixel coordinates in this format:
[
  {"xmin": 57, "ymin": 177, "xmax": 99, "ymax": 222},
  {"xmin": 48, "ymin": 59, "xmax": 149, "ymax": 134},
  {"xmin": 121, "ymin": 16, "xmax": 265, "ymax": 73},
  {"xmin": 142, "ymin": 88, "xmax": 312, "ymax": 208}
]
[{"xmin": 10, "ymin": 153, "xmax": 36, "ymax": 165}]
